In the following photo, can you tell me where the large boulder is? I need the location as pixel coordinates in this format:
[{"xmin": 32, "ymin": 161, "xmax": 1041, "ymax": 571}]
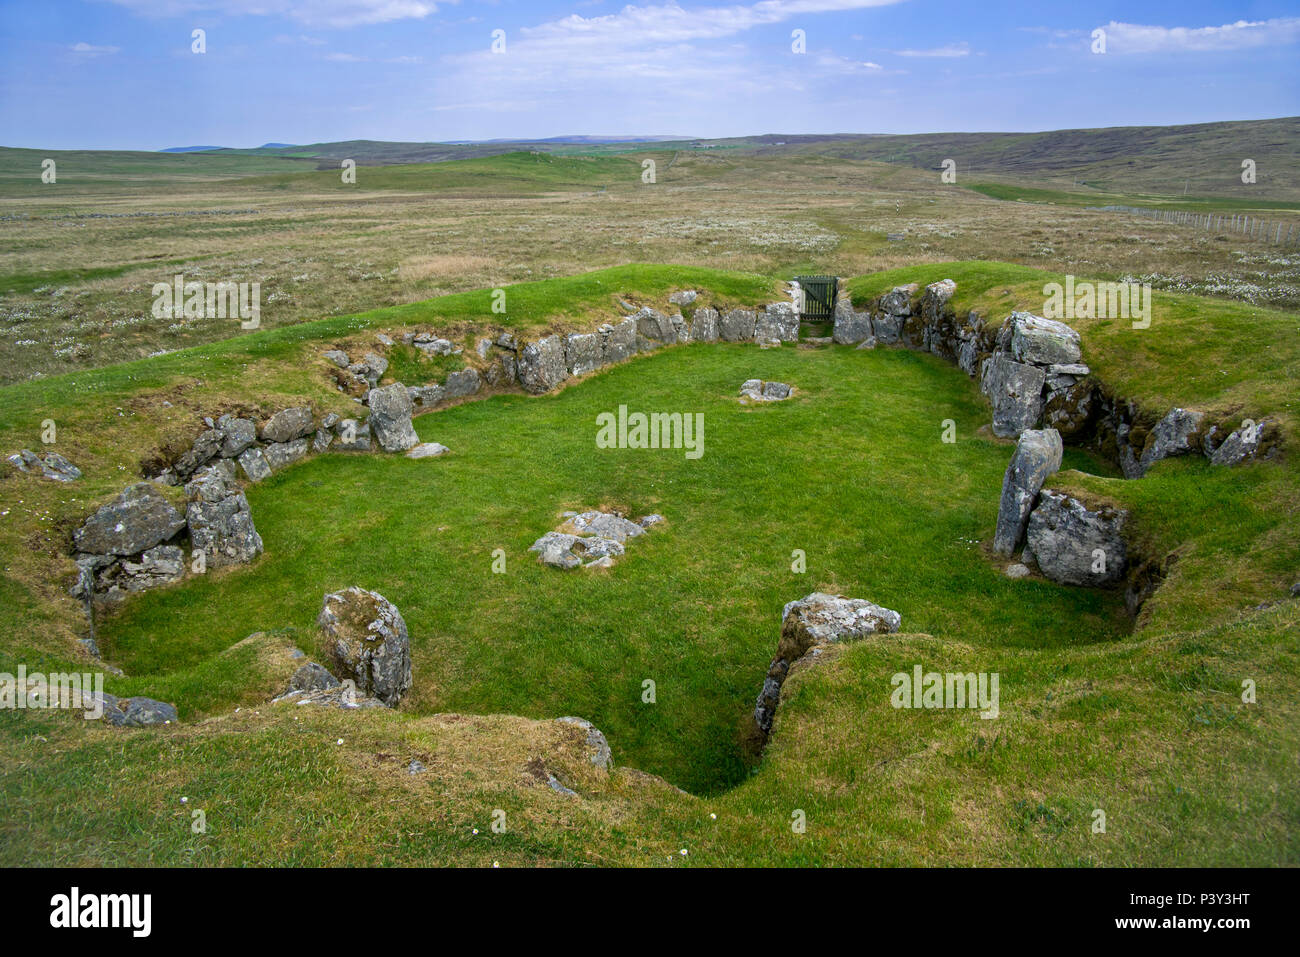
[
  {"xmin": 260, "ymin": 407, "xmax": 314, "ymax": 444},
  {"xmin": 777, "ymin": 593, "xmax": 902, "ymax": 659},
  {"xmin": 517, "ymin": 335, "xmax": 568, "ymax": 394},
  {"xmin": 1006, "ymin": 312, "xmax": 1082, "ymax": 367},
  {"xmin": 690, "ymin": 306, "xmax": 720, "ymax": 343},
  {"xmin": 317, "ymin": 587, "xmax": 412, "ymax": 707},
  {"xmin": 185, "ymin": 467, "xmax": 263, "ymax": 567},
  {"xmin": 1210, "ymin": 418, "xmax": 1271, "ymax": 466},
  {"xmin": 755, "ymin": 302, "xmax": 799, "ymax": 342},
  {"xmin": 73, "ymin": 483, "xmax": 186, "ymax": 557},
  {"xmin": 992, "ymin": 428, "xmax": 1063, "ymax": 556},
  {"xmin": 719, "ymin": 308, "xmax": 756, "ymax": 342},
  {"xmin": 878, "ymin": 284, "xmax": 917, "ymax": 317},
  {"xmin": 366, "ymin": 382, "xmax": 419, "ymax": 452},
  {"xmin": 443, "ymin": 368, "xmax": 482, "ymax": 399},
  {"xmin": 832, "ymin": 298, "xmax": 873, "ymax": 344},
  {"xmin": 872, "ymin": 312, "xmax": 904, "ymax": 344},
  {"xmin": 599, "ymin": 318, "xmax": 638, "ymax": 365},
  {"xmin": 263, "ymin": 438, "xmax": 309, "ymax": 471},
  {"xmin": 237, "ymin": 446, "xmax": 272, "ymax": 482},
  {"xmin": 755, "ymin": 593, "xmax": 900, "ymax": 738},
  {"xmin": 1025, "ymin": 490, "xmax": 1128, "ymax": 586},
  {"xmin": 633, "ymin": 307, "xmax": 677, "ymax": 350},
  {"xmin": 217, "ymin": 415, "xmax": 257, "ymax": 458},
  {"xmin": 565, "ymin": 332, "xmax": 602, "ymax": 376},
  {"xmin": 981, "ymin": 353, "xmax": 1046, "ymax": 438},
  {"xmin": 1135, "ymin": 407, "xmax": 1205, "ymax": 476},
  {"xmin": 174, "ymin": 428, "xmax": 223, "ymax": 477}
]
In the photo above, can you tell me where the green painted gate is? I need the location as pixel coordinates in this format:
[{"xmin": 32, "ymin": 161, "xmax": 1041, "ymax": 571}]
[{"xmin": 795, "ymin": 275, "xmax": 838, "ymax": 320}]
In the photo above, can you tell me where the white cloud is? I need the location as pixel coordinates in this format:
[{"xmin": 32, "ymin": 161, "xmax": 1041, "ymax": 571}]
[
  {"xmin": 106, "ymin": 1, "xmax": 444, "ymax": 29},
  {"xmin": 893, "ymin": 42, "xmax": 969, "ymax": 57},
  {"xmin": 325, "ymin": 51, "xmax": 367, "ymax": 61},
  {"xmin": 1098, "ymin": 17, "xmax": 1300, "ymax": 53},
  {"xmin": 71, "ymin": 42, "xmax": 121, "ymax": 55}
]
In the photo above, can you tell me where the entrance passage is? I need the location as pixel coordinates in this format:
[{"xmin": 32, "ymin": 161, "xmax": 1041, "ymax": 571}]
[{"xmin": 794, "ymin": 275, "xmax": 838, "ymax": 321}]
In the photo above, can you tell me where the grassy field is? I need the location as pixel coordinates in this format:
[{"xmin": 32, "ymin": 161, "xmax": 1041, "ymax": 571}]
[
  {"xmin": 0, "ymin": 254, "xmax": 1297, "ymax": 865},
  {"xmin": 3, "ymin": 134, "xmax": 1298, "ymax": 384}
]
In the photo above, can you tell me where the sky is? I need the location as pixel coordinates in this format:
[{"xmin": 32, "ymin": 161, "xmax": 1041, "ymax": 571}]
[{"xmin": 0, "ymin": 0, "xmax": 1297, "ymax": 149}]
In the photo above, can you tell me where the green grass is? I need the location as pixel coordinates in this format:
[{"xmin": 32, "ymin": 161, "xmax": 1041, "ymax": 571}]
[{"xmin": 88, "ymin": 344, "xmax": 1127, "ymax": 795}]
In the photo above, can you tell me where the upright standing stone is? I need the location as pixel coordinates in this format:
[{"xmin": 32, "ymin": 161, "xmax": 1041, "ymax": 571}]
[{"xmin": 993, "ymin": 428, "xmax": 1063, "ymax": 556}]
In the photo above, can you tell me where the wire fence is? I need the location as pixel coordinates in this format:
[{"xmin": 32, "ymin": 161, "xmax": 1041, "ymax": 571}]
[{"xmin": 1090, "ymin": 205, "xmax": 1300, "ymax": 246}]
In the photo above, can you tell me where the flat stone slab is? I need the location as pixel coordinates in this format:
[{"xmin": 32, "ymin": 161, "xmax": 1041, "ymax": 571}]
[{"xmin": 406, "ymin": 443, "xmax": 450, "ymax": 459}]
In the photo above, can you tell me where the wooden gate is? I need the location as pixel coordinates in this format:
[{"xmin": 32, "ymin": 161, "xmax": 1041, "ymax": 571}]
[{"xmin": 795, "ymin": 275, "xmax": 837, "ymax": 320}]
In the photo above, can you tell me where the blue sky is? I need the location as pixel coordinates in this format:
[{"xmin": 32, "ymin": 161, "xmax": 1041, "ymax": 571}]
[{"xmin": 1, "ymin": 0, "xmax": 1297, "ymax": 149}]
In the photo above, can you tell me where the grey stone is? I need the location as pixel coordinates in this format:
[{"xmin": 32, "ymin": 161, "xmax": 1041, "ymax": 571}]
[
  {"xmin": 856, "ymin": 337, "xmax": 877, "ymax": 350},
  {"xmin": 1025, "ymin": 490, "xmax": 1128, "ymax": 586},
  {"xmin": 719, "ymin": 308, "xmax": 756, "ymax": 342},
  {"xmin": 333, "ymin": 419, "xmax": 371, "ymax": 452},
  {"xmin": 555, "ymin": 716, "xmax": 612, "ymax": 768},
  {"xmin": 237, "ymin": 446, "xmax": 272, "ymax": 482},
  {"xmin": 264, "ymin": 438, "xmax": 309, "ymax": 471},
  {"xmin": 689, "ymin": 306, "xmax": 720, "ymax": 342},
  {"xmin": 260, "ymin": 407, "xmax": 315, "ymax": 444},
  {"xmin": 565, "ymin": 332, "xmax": 602, "ymax": 376},
  {"xmin": 406, "ymin": 442, "xmax": 449, "ymax": 459},
  {"xmin": 218, "ymin": 417, "xmax": 257, "ymax": 458},
  {"xmin": 1005, "ymin": 563, "xmax": 1031, "ymax": 579},
  {"xmin": 832, "ymin": 298, "xmax": 873, "ymax": 344},
  {"xmin": 88, "ymin": 693, "xmax": 178, "ymax": 727},
  {"xmin": 312, "ymin": 429, "xmax": 334, "ymax": 454},
  {"xmin": 476, "ymin": 338, "xmax": 492, "ymax": 359},
  {"xmin": 410, "ymin": 384, "xmax": 445, "ymax": 408},
  {"xmin": 1007, "ymin": 312, "xmax": 1082, "ymax": 367},
  {"xmin": 872, "ymin": 312, "xmax": 904, "ymax": 344},
  {"xmin": 73, "ymin": 484, "xmax": 186, "ymax": 557},
  {"xmin": 563, "ymin": 511, "xmax": 646, "ymax": 543},
  {"xmin": 317, "ymin": 587, "xmax": 412, "ymax": 707},
  {"xmin": 39, "ymin": 452, "xmax": 82, "ymax": 482},
  {"xmin": 755, "ymin": 593, "xmax": 901, "ymax": 737},
  {"xmin": 993, "ymin": 428, "xmax": 1063, "ymax": 556},
  {"xmin": 175, "ymin": 428, "xmax": 223, "ymax": 477},
  {"xmin": 118, "ymin": 545, "xmax": 185, "ymax": 592},
  {"xmin": 414, "ymin": 338, "xmax": 454, "ymax": 356},
  {"xmin": 780, "ymin": 592, "xmax": 902, "ymax": 647},
  {"xmin": 637, "ymin": 514, "xmax": 665, "ymax": 529},
  {"xmin": 185, "ymin": 470, "xmax": 263, "ymax": 567},
  {"xmin": 740, "ymin": 379, "xmax": 793, "ymax": 403},
  {"xmin": 1136, "ymin": 407, "xmax": 1205, "ymax": 475},
  {"xmin": 668, "ymin": 290, "xmax": 697, "ymax": 305},
  {"xmin": 1210, "ymin": 418, "xmax": 1269, "ymax": 466},
  {"xmin": 599, "ymin": 319, "xmax": 638, "ymax": 365},
  {"xmin": 495, "ymin": 332, "xmax": 518, "ymax": 352},
  {"xmin": 755, "ymin": 302, "xmax": 799, "ymax": 342},
  {"xmin": 634, "ymin": 307, "xmax": 677, "ymax": 350},
  {"xmin": 323, "ymin": 349, "xmax": 350, "ymax": 368},
  {"xmin": 879, "ymin": 284, "xmax": 918, "ymax": 317},
  {"xmin": 981, "ymin": 353, "xmax": 1046, "ymax": 438},
  {"xmin": 517, "ymin": 335, "xmax": 568, "ymax": 394},
  {"xmin": 366, "ymin": 383, "xmax": 419, "ymax": 452},
  {"xmin": 289, "ymin": 662, "xmax": 340, "ymax": 693},
  {"xmin": 444, "ymin": 368, "xmax": 482, "ymax": 398}
]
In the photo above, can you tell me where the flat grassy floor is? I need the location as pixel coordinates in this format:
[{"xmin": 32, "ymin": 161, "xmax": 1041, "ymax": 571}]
[{"xmin": 93, "ymin": 343, "xmax": 1125, "ymax": 795}]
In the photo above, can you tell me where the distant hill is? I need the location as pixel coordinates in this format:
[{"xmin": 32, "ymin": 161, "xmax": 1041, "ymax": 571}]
[{"xmin": 159, "ymin": 145, "xmax": 228, "ymax": 153}]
